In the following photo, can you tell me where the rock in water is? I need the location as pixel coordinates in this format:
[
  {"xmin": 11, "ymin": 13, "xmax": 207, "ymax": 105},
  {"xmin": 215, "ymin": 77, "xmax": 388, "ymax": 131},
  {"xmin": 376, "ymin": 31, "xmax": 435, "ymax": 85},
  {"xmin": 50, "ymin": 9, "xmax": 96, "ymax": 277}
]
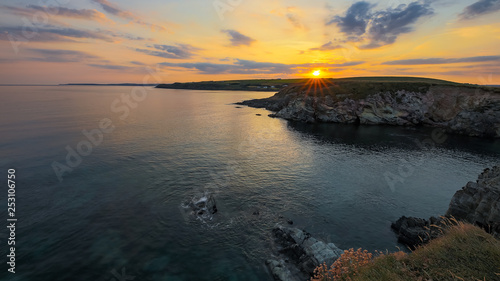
[
  {"xmin": 391, "ymin": 216, "xmax": 444, "ymax": 248},
  {"xmin": 183, "ymin": 193, "xmax": 218, "ymax": 220},
  {"xmin": 393, "ymin": 166, "xmax": 500, "ymax": 248},
  {"xmin": 265, "ymin": 259, "xmax": 302, "ymax": 281},
  {"xmin": 267, "ymin": 225, "xmax": 343, "ymax": 281},
  {"xmin": 446, "ymin": 166, "xmax": 500, "ymax": 236}
]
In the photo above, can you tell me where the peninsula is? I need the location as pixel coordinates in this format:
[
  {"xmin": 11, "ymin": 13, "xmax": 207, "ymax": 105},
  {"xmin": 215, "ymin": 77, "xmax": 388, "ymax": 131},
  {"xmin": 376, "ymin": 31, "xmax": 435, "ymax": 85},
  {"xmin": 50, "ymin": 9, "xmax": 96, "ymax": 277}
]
[
  {"xmin": 236, "ymin": 77, "xmax": 500, "ymax": 138},
  {"xmin": 156, "ymin": 79, "xmax": 306, "ymax": 91}
]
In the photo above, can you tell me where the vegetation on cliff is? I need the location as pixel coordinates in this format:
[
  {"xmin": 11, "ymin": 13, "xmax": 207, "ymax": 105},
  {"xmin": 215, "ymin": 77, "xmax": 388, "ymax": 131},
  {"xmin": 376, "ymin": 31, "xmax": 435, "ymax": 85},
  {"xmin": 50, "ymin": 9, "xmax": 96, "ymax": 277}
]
[
  {"xmin": 156, "ymin": 79, "xmax": 306, "ymax": 91},
  {"xmin": 156, "ymin": 77, "xmax": 500, "ymax": 95},
  {"xmin": 311, "ymin": 222, "xmax": 500, "ymax": 281}
]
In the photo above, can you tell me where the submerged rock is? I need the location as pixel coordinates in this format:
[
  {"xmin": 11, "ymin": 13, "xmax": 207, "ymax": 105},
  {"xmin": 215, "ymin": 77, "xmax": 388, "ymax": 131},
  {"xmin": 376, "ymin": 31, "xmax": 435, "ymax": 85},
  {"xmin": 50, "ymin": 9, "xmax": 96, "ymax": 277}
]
[
  {"xmin": 266, "ymin": 259, "xmax": 302, "ymax": 281},
  {"xmin": 267, "ymin": 225, "xmax": 343, "ymax": 281}
]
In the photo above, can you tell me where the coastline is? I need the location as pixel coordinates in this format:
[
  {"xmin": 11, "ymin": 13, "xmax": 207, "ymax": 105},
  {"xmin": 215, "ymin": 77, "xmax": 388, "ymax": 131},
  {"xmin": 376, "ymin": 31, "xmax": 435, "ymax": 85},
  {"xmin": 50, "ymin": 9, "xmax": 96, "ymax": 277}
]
[{"xmin": 237, "ymin": 79, "xmax": 500, "ymax": 138}]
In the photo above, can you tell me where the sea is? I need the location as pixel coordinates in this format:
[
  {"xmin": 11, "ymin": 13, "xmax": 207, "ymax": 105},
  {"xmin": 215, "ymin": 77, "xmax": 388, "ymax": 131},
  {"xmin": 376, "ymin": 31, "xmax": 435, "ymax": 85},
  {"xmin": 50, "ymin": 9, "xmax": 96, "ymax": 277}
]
[{"xmin": 0, "ymin": 86, "xmax": 499, "ymax": 281}]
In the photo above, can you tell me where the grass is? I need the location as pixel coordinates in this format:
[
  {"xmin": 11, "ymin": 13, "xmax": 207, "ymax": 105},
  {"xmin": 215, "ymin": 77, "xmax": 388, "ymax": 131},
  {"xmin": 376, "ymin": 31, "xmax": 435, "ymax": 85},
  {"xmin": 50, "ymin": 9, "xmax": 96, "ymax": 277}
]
[
  {"xmin": 304, "ymin": 78, "xmax": 499, "ymax": 100},
  {"xmin": 156, "ymin": 76, "xmax": 500, "ymax": 97},
  {"xmin": 312, "ymin": 222, "xmax": 500, "ymax": 281}
]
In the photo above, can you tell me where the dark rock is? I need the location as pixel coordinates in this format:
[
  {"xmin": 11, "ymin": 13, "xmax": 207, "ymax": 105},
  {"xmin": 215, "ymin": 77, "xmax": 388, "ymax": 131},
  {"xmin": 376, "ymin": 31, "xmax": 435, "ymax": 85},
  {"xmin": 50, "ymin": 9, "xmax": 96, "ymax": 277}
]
[
  {"xmin": 256, "ymin": 114, "xmax": 262, "ymax": 116},
  {"xmin": 266, "ymin": 259, "xmax": 302, "ymax": 281},
  {"xmin": 253, "ymin": 211, "xmax": 260, "ymax": 216},
  {"xmin": 189, "ymin": 194, "xmax": 217, "ymax": 217},
  {"xmin": 391, "ymin": 216, "xmax": 444, "ymax": 248},
  {"xmin": 393, "ymin": 166, "xmax": 500, "ymax": 248},
  {"xmin": 287, "ymin": 219, "xmax": 294, "ymax": 225},
  {"xmin": 267, "ymin": 225, "xmax": 343, "ymax": 281},
  {"xmin": 446, "ymin": 166, "xmax": 500, "ymax": 236}
]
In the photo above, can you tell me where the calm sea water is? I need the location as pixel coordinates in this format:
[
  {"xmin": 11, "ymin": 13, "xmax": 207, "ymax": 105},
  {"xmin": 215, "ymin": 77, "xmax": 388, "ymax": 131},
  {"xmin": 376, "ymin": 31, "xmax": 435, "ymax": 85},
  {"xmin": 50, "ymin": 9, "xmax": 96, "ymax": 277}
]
[{"xmin": 0, "ymin": 86, "xmax": 499, "ymax": 281}]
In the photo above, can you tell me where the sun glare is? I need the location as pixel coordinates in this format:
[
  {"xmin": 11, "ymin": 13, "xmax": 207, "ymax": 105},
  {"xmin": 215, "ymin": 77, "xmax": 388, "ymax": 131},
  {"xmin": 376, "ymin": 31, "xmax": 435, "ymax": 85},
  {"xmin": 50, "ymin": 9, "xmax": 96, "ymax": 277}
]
[{"xmin": 313, "ymin": 70, "xmax": 321, "ymax": 77}]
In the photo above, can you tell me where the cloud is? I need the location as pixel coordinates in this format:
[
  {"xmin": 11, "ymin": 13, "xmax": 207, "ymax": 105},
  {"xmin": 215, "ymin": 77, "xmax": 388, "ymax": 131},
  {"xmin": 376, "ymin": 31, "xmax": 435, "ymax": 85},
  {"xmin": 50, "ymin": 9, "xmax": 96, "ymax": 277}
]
[
  {"xmin": 90, "ymin": 0, "xmax": 167, "ymax": 31},
  {"xmin": 98, "ymin": 30, "xmax": 149, "ymax": 41},
  {"xmin": 364, "ymin": 2, "xmax": 434, "ymax": 49},
  {"xmin": 30, "ymin": 5, "xmax": 111, "ymax": 23},
  {"xmin": 0, "ymin": 26, "xmax": 114, "ymax": 42},
  {"xmin": 136, "ymin": 44, "xmax": 201, "ymax": 59},
  {"xmin": 328, "ymin": 1, "xmax": 434, "ymax": 48},
  {"xmin": 88, "ymin": 64, "xmax": 131, "ymax": 70},
  {"xmin": 391, "ymin": 57, "xmax": 500, "ymax": 66},
  {"xmin": 287, "ymin": 13, "xmax": 303, "ymax": 29},
  {"xmin": 286, "ymin": 7, "xmax": 306, "ymax": 30},
  {"xmin": 382, "ymin": 55, "xmax": 500, "ymax": 65},
  {"xmin": 160, "ymin": 59, "xmax": 364, "ymax": 75},
  {"xmin": 130, "ymin": 61, "xmax": 146, "ymax": 66},
  {"xmin": 0, "ymin": 25, "xmax": 149, "ymax": 43},
  {"xmin": 327, "ymin": 1, "xmax": 374, "ymax": 37},
  {"xmin": 310, "ymin": 41, "xmax": 343, "ymax": 51},
  {"xmin": 459, "ymin": 0, "xmax": 500, "ymax": 20},
  {"xmin": 221, "ymin": 30, "xmax": 256, "ymax": 46},
  {"xmin": 27, "ymin": 49, "xmax": 100, "ymax": 62}
]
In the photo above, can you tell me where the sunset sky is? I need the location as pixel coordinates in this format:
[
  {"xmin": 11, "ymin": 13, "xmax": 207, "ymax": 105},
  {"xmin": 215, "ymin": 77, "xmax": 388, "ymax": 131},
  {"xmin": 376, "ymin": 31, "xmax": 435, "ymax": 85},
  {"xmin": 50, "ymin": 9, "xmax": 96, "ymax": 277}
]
[{"xmin": 1, "ymin": 0, "xmax": 499, "ymax": 84}]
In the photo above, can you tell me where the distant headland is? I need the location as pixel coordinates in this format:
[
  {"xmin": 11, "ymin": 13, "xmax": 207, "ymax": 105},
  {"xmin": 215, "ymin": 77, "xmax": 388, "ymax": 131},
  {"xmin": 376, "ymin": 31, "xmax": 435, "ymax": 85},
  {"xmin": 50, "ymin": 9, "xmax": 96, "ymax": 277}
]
[
  {"xmin": 155, "ymin": 79, "xmax": 308, "ymax": 91},
  {"xmin": 60, "ymin": 83, "xmax": 159, "ymax": 86},
  {"xmin": 235, "ymin": 76, "xmax": 500, "ymax": 138}
]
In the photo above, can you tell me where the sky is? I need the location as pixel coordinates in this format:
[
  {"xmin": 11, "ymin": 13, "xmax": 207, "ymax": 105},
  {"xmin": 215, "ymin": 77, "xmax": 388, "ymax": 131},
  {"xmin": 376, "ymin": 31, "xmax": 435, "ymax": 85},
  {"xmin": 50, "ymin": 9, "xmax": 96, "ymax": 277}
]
[{"xmin": 0, "ymin": 0, "xmax": 499, "ymax": 84}]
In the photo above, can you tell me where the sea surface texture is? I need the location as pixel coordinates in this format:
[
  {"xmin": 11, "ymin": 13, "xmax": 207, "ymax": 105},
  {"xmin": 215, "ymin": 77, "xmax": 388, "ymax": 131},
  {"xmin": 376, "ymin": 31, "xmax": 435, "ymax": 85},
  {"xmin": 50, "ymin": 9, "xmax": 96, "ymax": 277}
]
[{"xmin": 0, "ymin": 86, "xmax": 498, "ymax": 281}]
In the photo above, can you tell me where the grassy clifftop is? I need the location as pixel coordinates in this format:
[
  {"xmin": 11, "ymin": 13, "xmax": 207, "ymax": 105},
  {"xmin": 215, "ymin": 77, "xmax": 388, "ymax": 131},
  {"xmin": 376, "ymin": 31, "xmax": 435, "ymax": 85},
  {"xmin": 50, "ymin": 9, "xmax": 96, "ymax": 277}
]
[
  {"xmin": 313, "ymin": 223, "xmax": 500, "ymax": 281},
  {"xmin": 157, "ymin": 77, "xmax": 500, "ymax": 101}
]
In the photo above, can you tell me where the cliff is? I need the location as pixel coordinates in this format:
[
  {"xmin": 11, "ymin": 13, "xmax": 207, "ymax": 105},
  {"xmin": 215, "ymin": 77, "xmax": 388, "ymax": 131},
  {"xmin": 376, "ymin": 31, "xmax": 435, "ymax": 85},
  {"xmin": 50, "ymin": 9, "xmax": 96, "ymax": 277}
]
[
  {"xmin": 239, "ymin": 78, "xmax": 500, "ymax": 138},
  {"xmin": 446, "ymin": 166, "xmax": 500, "ymax": 235},
  {"xmin": 392, "ymin": 166, "xmax": 500, "ymax": 248}
]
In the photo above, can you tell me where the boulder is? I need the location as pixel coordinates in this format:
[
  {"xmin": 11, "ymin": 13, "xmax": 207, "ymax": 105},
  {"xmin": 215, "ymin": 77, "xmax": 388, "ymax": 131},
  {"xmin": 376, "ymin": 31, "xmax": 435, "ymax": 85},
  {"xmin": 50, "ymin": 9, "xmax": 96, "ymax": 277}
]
[
  {"xmin": 267, "ymin": 225, "xmax": 343, "ymax": 281},
  {"xmin": 391, "ymin": 216, "xmax": 444, "ymax": 248}
]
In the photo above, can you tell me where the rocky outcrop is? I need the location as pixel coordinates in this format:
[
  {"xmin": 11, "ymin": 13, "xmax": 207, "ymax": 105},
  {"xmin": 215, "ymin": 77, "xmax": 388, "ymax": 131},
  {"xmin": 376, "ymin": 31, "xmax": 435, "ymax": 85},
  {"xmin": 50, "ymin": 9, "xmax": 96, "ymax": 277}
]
[
  {"xmin": 446, "ymin": 166, "xmax": 500, "ymax": 236},
  {"xmin": 267, "ymin": 225, "xmax": 343, "ymax": 281},
  {"xmin": 393, "ymin": 166, "xmax": 500, "ymax": 248},
  {"xmin": 180, "ymin": 193, "xmax": 217, "ymax": 222},
  {"xmin": 391, "ymin": 216, "xmax": 446, "ymax": 248},
  {"xmin": 239, "ymin": 85, "xmax": 500, "ymax": 138}
]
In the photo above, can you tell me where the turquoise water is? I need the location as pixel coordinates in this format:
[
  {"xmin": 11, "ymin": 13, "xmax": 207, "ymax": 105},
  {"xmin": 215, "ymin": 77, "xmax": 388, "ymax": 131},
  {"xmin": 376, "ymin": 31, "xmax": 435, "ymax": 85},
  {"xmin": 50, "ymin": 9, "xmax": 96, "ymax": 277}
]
[{"xmin": 0, "ymin": 86, "xmax": 498, "ymax": 281}]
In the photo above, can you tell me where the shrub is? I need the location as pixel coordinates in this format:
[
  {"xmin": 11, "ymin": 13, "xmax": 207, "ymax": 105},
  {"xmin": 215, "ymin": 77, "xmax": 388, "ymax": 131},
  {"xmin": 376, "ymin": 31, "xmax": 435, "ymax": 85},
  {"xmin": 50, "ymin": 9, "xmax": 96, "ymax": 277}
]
[{"xmin": 311, "ymin": 248, "xmax": 374, "ymax": 281}]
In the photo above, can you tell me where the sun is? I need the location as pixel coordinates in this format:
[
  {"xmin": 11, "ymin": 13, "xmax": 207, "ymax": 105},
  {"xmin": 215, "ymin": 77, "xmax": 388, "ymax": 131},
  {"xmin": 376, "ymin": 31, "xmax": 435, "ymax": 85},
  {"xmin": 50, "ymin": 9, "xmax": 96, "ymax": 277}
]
[{"xmin": 313, "ymin": 70, "xmax": 321, "ymax": 77}]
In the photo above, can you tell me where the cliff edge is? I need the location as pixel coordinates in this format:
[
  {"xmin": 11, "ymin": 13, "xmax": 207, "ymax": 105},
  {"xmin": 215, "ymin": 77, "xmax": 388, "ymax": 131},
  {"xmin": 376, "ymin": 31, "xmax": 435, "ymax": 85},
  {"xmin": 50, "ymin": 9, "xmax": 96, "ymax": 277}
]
[{"xmin": 239, "ymin": 78, "xmax": 500, "ymax": 138}]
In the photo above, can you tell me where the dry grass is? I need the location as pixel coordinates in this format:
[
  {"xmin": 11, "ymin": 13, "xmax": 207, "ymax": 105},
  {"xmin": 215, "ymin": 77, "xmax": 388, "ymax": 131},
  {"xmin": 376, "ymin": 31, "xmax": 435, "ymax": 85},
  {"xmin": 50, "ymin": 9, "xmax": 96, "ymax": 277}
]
[
  {"xmin": 311, "ymin": 248, "xmax": 374, "ymax": 281},
  {"xmin": 311, "ymin": 222, "xmax": 500, "ymax": 281}
]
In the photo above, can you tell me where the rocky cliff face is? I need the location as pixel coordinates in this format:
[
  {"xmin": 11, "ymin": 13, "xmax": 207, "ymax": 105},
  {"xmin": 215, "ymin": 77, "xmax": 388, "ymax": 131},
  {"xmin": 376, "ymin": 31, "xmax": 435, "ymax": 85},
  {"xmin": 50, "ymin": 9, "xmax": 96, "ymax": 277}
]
[
  {"xmin": 240, "ymin": 85, "xmax": 500, "ymax": 138},
  {"xmin": 446, "ymin": 166, "xmax": 500, "ymax": 235},
  {"xmin": 392, "ymin": 166, "xmax": 500, "ymax": 248}
]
